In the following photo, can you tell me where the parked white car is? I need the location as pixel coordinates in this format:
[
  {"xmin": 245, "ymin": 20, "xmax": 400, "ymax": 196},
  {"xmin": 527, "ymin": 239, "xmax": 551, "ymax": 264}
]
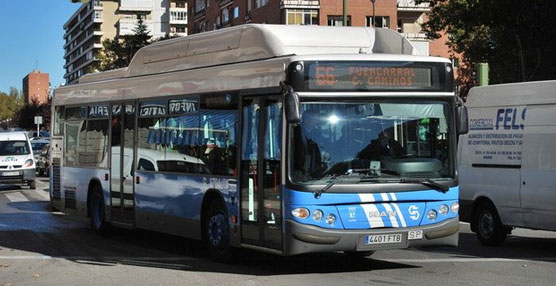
[
  {"xmin": 0, "ymin": 132, "xmax": 37, "ymax": 189},
  {"xmin": 459, "ymin": 80, "xmax": 556, "ymax": 245}
]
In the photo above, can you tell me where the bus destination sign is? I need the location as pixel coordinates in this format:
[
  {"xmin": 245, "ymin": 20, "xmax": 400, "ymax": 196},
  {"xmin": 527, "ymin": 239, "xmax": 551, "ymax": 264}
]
[{"xmin": 305, "ymin": 61, "xmax": 438, "ymax": 91}]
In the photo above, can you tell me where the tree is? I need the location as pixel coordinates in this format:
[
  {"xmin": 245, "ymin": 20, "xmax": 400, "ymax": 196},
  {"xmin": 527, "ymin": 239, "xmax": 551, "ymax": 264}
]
[
  {"xmin": 16, "ymin": 98, "xmax": 51, "ymax": 131},
  {"xmin": 96, "ymin": 19, "xmax": 153, "ymax": 71},
  {"xmin": 421, "ymin": 0, "xmax": 556, "ymax": 86},
  {"xmin": 0, "ymin": 87, "xmax": 24, "ymax": 128}
]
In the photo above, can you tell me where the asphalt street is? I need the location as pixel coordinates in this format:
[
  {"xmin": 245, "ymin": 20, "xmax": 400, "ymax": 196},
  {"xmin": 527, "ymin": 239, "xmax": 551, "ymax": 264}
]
[{"xmin": 0, "ymin": 178, "xmax": 555, "ymax": 286}]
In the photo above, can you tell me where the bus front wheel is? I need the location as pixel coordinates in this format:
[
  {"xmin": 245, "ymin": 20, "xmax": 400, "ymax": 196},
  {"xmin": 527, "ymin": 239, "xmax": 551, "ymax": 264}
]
[
  {"xmin": 89, "ymin": 187, "xmax": 110, "ymax": 236},
  {"xmin": 205, "ymin": 200, "xmax": 233, "ymax": 262},
  {"xmin": 474, "ymin": 203, "xmax": 507, "ymax": 246}
]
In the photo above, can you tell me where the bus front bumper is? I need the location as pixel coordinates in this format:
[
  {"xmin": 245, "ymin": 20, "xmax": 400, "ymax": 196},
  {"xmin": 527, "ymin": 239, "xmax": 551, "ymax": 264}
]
[{"xmin": 284, "ymin": 216, "xmax": 459, "ymax": 256}]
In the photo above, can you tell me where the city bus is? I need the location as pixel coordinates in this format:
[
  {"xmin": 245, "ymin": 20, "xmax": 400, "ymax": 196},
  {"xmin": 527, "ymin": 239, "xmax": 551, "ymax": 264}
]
[{"xmin": 50, "ymin": 24, "xmax": 468, "ymax": 260}]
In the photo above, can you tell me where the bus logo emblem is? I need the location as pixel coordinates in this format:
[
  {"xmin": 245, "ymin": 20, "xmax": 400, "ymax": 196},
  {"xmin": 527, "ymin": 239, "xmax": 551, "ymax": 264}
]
[
  {"xmin": 408, "ymin": 205, "xmax": 420, "ymax": 220},
  {"xmin": 348, "ymin": 207, "xmax": 357, "ymax": 219}
]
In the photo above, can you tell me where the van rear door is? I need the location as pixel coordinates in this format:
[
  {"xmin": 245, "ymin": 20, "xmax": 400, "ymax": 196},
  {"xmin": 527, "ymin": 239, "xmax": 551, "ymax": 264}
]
[{"xmin": 520, "ymin": 105, "xmax": 556, "ymax": 230}]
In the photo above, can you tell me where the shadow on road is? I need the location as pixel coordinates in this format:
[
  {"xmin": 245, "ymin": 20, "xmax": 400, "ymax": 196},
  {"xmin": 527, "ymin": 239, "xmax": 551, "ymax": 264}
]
[
  {"xmin": 420, "ymin": 231, "xmax": 556, "ymax": 261},
  {"xmin": 2, "ymin": 197, "xmax": 556, "ymax": 274}
]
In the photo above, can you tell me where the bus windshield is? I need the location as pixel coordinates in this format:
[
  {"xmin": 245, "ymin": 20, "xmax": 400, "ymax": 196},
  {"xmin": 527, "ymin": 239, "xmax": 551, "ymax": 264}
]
[{"xmin": 290, "ymin": 101, "xmax": 452, "ymax": 185}]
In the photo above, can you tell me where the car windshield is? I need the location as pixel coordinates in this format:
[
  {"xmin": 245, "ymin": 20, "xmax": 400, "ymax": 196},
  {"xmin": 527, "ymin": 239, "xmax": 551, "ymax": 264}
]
[
  {"xmin": 0, "ymin": 141, "xmax": 31, "ymax": 156},
  {"xmin": 290, "ymin": 101, "xmax": 453, "ymax": 185},
  {"xmin": 31, "ymin": 142, "xmax": 49, "ymax": 152}
]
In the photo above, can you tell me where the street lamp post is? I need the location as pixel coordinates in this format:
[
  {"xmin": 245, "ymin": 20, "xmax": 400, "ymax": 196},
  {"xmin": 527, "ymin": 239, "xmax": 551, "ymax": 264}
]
[{"xmin": 370, "ymin": 0, "xmax": 376, "ymax": 27}]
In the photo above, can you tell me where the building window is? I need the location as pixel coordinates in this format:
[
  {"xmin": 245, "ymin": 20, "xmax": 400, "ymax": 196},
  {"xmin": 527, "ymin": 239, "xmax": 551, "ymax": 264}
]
[
  {"xmin": 233, "ymin": 6, "xmax": 239, "ymax": 19},
  {"xmin": 176, "ymin": 26, "xmax": 186, "ymax": 33},
  {"xmin": 327, "ymin": 16, "xmax": 351, "ymax": 26},
  {"xmin": 222, "ymin": 8, "xmax": 230, "ymax": 24},
  {"xmin": 255, "ymin": 0, "xmax": 268, "ymax": 9},
  {"xmin": 176, "ymin": 1, "xmax": 186, "ymax": 8},
  {"xmin": 195, "ymin": 0, "xmax": 206, "ymax": 14},
  {"xmin": 366, "ymin": 16, "xmax": 390, "ymax": 28},
  {"xmin": 286, "ymin": 9, "xmax": 318, "ymax": 25}
]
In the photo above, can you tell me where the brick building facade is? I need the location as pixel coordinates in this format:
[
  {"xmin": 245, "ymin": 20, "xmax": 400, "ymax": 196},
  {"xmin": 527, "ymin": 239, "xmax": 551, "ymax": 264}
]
[
  {"xmin": 22, "ymin": 70, "xmax": 50, "ymax": 105},
  {"xmin": 187, "ymin": 0, "xmax": 457, "ymax": 63}
]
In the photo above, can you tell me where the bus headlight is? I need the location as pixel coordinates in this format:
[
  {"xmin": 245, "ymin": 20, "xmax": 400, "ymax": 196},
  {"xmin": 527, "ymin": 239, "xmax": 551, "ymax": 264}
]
[
  {"xmin": 439, "ymin": 204, "xmax": 449, "ymax": 215},
  {"xmin": 313, "ymin": 209, "xmax": 323, "ymax": 221},
  {"xmin": 291, "ymin": 208, "xmax": 310, "ymax": 219},
  {"xmin": 427, "ymin": 210, "xmax": 437, "ymax": 220},
  {"xmin": 451, "ymin": 202, "xmax": 459, "ymax": 213},
  {"xmin": 325, "ymin": 214, "xmax": 336, "ymax": 225}
]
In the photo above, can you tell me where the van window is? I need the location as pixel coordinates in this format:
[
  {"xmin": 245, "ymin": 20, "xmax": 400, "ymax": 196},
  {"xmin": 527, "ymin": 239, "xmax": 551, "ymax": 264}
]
[
  {"xmin": 0, "ymin": 141, "xmax": 30, "ymax": 156},
  {"xmin": 137, "ymin": 158, "xmax": 155, "ymax": 171}
]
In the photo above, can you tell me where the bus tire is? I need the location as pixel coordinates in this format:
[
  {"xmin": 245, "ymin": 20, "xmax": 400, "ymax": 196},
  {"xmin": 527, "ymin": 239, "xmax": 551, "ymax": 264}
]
[
  {"xmin": 205, "ymin": 200, "xmax": 233, "ymax": 262},
  {"xmin": 474, "ymin": 203, "xmax": 507, "ymax": 246},
  {"xmin": 89, "ymin": 186, "xmax": 110, "ymax": 236},
  {"xmin": 29, "ymin": 180, "xmax": 36, "ymax": 189}
]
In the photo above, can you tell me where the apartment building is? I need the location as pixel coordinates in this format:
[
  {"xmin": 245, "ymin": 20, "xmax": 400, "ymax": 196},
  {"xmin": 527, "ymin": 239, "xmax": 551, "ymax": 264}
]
[
  {"xmin": 187, "ymin": 0, "xmax": 456, "ymax": 61},
  {"xmin": 22, "ymin": 70, "xmax": 50, "ymax": 105},
  {"xmin": 64, "ymin": 0, "xmax": 189, "ymax": 85}
]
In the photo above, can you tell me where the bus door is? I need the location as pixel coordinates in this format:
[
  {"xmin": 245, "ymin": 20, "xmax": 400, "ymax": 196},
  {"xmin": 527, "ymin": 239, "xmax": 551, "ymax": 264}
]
[
  {"xmin": 240, "ymin": 97, "xmax": 283, "ymax": 250},
  {"xmin": 110, "ymin": 102, "xmax": 137, "ymax": 224}
]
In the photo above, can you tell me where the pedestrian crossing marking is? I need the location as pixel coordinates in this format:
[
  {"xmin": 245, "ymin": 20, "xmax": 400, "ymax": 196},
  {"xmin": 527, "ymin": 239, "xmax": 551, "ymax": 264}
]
[
  {"xmin": 34, "ymin": 189, "xmax": 50, "ymax": 201},
  {"xmin": 5, "ymin": 192, "xmax": 29, "ymax": 203}
]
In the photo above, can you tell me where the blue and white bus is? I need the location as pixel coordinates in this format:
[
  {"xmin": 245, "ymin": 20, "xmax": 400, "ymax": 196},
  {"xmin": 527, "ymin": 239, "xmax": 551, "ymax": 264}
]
[{"xmin": 51, "ymin": 24, "xmax": 468, "ymax": 260}]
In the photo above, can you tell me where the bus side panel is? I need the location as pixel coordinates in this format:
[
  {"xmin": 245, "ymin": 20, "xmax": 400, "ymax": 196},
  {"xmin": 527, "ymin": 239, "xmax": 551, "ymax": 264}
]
[
  {"xmin": 134, "ymin": 172, "xmax": 239, "ymax": 241},
  {"xmin": 61, "ymin": 167, "xmax": 110, "ymax": 218}
]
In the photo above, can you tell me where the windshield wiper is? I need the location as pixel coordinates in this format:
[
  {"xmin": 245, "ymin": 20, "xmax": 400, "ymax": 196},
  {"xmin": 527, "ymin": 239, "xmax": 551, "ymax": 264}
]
[
  {"xmin": 400, "ymin": 178, "xmax": 449, "ymax": 193},
  {"xmin": 314, "ymin": 175, "xmax": 350, "ymax": 199}
]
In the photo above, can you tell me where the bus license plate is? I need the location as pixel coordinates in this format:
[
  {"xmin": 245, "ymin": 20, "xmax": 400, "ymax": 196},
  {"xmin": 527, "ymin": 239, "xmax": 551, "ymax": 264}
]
[
  {"xmin": 365, "ymin": 234, "xmax": 402, "ymax": 245},
  {"xmin": 2, "ymin": 171, "xmax": 19, "ymax": 176}
]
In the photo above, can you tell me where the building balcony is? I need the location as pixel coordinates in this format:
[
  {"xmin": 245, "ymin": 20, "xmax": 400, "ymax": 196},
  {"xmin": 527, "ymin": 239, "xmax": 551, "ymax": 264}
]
[
  {"xmin": 170, "ymin": 7, "xmax": 188, "ymax": 24},
  {"xmin": 402, "ymin": 32, "xmax": 428, "ymax": 40},
  {"xmin": 397, "ymin": 0, "xmax": 430, "ymax": 12},
  {"xmin": 281, "ymin": 0, "xmax": 320, "ymax": 8},
  {"xmin": 219, "ymin": 0, "xmax": 233, "ymax": 7},
  {"xmin": 170, "ymin": 32, "xmax": 188, "ymax": 37},
  {"xmin": 170, "ymin": 7, "xmax": 188, "ymax": 12},
  {"xmin": 170, "ymin": 18, "xmax": 188, "ymax": 25}
]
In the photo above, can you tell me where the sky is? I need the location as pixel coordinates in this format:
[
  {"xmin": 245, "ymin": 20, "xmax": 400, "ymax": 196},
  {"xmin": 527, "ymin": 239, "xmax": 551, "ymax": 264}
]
[{"xmin": 0, "ymin": 0, "xmax": 79, "ymax": 94}]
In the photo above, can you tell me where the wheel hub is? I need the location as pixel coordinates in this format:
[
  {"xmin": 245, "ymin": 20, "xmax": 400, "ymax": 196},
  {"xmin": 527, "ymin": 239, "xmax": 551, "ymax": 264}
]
[
  {"xmin": 479, "ymin": 212, "xmax": 494, "ymax": 238},
  {"xmin": 208, "ymin": 212, "xmax": 228, "ymax": 249}
]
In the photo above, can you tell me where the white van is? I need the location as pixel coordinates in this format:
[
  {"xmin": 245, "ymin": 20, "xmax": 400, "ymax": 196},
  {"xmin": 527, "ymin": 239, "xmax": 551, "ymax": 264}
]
[
  {"xmin": 459, "ymin": 80, "xmax": 556, "ymax": 245},
  {"xmin": 0, "ymin": 132, "xmax": 37, "ymax": 189}
]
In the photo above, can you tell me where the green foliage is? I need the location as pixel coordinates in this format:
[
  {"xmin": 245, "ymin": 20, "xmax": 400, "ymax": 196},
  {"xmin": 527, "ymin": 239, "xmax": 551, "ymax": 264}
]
[
  {"xmin": 421, "ymin": 0, "xmax": 556, "ymax": 84},
  {"xmin": 97, "ymin": 19, "xmax": 153, "ymax": 71},
  {"xmin": 16, "ymin": 98, "xmax": 51, "ymax": 130},
  {"xmin": 0, "ymin": 87, "xmax": 25, "ymax": 127}
]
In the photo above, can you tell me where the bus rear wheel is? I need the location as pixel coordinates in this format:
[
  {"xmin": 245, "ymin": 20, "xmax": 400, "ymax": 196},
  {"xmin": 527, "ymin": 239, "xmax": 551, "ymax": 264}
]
[
  {"xmin": 474, "ymin": 203, "xmax": 507, "ymax": 246},
  {"xmin": 205, "ymin": 200, "xmax": 233, "ymax": 262},
  {"xmin": 89, "ymin": 187, "xmax": 110, "ymax": 236}
]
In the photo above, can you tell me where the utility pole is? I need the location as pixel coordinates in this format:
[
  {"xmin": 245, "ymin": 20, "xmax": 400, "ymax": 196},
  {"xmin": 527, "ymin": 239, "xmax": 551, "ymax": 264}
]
[{"xmin": 343, "ymin": 0, "xmax": 347, "ymax": 26}]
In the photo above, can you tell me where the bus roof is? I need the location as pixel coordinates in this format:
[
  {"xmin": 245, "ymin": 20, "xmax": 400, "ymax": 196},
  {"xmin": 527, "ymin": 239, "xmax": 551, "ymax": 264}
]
[
  {"xmin": 77, "ymin": 24, "xmax": 418, "ymax": 84},
  {"xmin": 466, "ymin": 80, "xmax": 556, "ymax": 107}
]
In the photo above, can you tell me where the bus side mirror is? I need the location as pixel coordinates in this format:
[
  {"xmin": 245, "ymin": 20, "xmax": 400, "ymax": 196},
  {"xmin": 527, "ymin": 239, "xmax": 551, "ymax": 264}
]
[
  {"xmin": 457, "ymin": 105, "xmax": 469, "ymax": 135},
  {"xmin": 284, "ymin": 86, "xmax": 301, "ymax": 124}
]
